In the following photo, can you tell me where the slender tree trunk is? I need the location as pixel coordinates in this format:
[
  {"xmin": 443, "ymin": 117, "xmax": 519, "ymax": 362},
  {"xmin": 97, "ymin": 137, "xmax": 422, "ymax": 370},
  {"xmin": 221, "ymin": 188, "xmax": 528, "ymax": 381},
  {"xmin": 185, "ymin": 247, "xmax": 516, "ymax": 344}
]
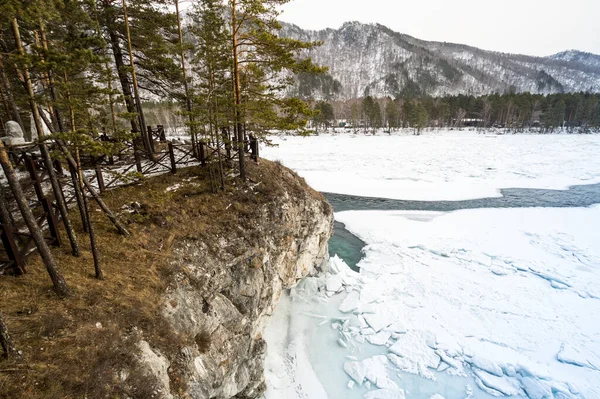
[
  {"xmin": 39, "ymin": 23, "xmax": 64, "ymax": 134},
  {"xmin": 0, "ymin": 181, "xmax": 14, "ymax": 226},
  {"xmin": 92, "ymin": 10, "xmax": 118, "ymax": 135},
  {"xmin": 103, "ymin": 1, "xmax": 139, "ymax": 136},
  {"xmin": 64, "ymin": 71, "xmax": 102, "ymax": 278},
  {"xmin": 0, "ymin": 56, "xmax": 24, "ymax": 131},
  {"xmin": 76, "ymin": 147, "xmax": 103, "ymax": 280},
  {"xmin": 107, "ymin": 28, "xmax": 138, "ymax": 133},
  {"xmin": 231, "ymin": 0, "xmax": 246, "ymax": 179},
  {"xmin": 37, "ymin": 107, "xmax": 130, "ymax": 236},
  {"xmin": 105, "ymin": 60, "xmax": 118, "ymax": 134},
  {"xmin": 0, "ymin": 311, "xmax": 18, "ymax": 358},
  {"xmin": 69, "ymin": 163, "xmax": 89, "ymax": 231},
  {"xmin": 37, "ymin": 34, "xmax": 89, "ymax": 234},
  {"xmin": 34, "ymin": 27, "xmax": 59, "ymax": 132},
  {"xmin": 122, "ymin": 0, "xmax": 152, "ymax": 157},
  {"xmin": 0, "ymin": 140, "xmax": 70, "ymax": 296},
  {"xmin": 213, "ymin": 97, "xmax": 225, "ymax": 191},
  {"xmin": 175, "ymin": 0, "xmax": 197, "ymax": 155},
  {"xmin": 11, "ymin": 17, "xmax": 81, "ymax": 257},
  {"xmin": 0, "ymin": 81, "xmax": 10, "ymax": 126}
]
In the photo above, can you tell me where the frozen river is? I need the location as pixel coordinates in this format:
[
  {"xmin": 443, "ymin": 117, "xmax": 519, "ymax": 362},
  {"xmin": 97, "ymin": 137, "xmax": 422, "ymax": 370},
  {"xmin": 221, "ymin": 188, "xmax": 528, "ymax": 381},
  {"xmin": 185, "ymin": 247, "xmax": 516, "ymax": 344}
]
[{"xmin": 260, "ymin": 132, "xmax": 600, "ymax": 399}]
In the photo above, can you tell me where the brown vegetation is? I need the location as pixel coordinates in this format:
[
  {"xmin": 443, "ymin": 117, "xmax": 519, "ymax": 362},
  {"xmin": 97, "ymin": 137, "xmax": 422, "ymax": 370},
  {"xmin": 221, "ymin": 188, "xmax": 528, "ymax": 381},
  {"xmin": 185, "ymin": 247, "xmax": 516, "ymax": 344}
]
[{"xmin": 0, "ymin": 160, "xmax": 323, "ymax": 399}]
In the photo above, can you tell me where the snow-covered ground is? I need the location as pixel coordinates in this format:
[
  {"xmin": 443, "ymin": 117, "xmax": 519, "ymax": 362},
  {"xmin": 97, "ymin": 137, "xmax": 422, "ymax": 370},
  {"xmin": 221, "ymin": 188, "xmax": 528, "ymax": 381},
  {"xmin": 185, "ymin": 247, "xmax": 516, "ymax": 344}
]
[
  {"xmin": 261, "ymin": 132, "xmax": 600, "ymax": 399},
  {"xmin": 261, "ymin": 132, "xmax": 600, "ymax": 201}
]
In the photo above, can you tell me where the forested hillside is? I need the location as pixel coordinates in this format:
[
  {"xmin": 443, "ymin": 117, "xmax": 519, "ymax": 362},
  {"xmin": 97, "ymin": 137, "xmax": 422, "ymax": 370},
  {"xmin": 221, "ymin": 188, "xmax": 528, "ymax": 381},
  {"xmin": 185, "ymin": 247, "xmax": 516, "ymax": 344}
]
[{"xmin": 281, "ymin": 21, "xmax": 600, "ymax": 99}]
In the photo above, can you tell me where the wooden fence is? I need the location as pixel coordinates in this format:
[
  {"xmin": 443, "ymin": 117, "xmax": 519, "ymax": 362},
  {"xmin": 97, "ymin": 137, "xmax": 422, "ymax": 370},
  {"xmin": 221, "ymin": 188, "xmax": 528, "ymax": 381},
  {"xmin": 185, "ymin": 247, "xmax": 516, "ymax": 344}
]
[{"xmin": 0, "ymin": 126, "xmax": 259, "ymax": 275}]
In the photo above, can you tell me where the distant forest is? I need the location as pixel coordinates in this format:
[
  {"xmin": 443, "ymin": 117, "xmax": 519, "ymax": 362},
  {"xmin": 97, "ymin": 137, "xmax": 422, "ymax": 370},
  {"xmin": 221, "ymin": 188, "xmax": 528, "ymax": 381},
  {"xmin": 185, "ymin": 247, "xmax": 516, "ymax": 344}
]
[{"xmin": 311, "ymin": 92, "xmax": 600, "ymax": 133}]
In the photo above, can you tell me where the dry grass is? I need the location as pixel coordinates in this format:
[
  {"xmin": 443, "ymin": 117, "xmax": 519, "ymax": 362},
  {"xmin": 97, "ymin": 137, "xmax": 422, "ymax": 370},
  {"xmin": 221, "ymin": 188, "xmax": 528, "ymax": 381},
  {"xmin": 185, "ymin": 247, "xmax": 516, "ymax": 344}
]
[{"xmin": 0, "ymin": 159, "xmax": 324, "ymax": 399}]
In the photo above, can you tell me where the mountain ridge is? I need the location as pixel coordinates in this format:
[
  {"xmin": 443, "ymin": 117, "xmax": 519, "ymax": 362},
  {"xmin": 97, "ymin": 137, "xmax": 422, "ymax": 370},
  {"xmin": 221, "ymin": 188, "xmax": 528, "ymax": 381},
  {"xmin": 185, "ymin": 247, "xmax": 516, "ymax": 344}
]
[{"xmin": 279, "ymin": 21, "xmax": 600, "ymax": 99}]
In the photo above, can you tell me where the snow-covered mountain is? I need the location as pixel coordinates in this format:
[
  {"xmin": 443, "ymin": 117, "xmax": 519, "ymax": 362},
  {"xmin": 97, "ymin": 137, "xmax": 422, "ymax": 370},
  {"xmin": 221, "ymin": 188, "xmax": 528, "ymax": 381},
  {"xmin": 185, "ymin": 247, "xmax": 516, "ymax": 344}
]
[{"xmin": 280, "ymin": 21, "xmax": 600, "ymax": 99}]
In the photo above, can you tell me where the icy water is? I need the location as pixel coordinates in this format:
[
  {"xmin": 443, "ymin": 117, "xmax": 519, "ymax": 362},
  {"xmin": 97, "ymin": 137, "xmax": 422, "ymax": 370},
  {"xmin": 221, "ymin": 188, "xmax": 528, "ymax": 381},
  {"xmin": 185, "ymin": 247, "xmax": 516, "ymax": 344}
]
[
  {"xmin": 263, "ymin": 133, "xmax": 600, "ymax": 399},
  {"xmin": 328, "ymin": 221, "xmax": 366, "ymax": 272},
  {"xmin": 327, "ymin": 182, "xmax": 600, "ymax": 271},
  {"xmin": 325, "ymin": 182, "xmax": 600, "ymax": 213}
]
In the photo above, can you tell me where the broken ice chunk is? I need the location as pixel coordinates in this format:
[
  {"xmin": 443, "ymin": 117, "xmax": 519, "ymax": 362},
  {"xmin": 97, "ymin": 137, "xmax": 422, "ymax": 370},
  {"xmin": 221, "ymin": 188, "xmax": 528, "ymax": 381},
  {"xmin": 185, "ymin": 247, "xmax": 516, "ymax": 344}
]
[
  {"xmin": 389, "ymin": 331, "xmax": 440, "ymax": 370},
  {"xmin": 344, "ymin": 361, "xmax": 367, "ymax": 386},
  {"xmin": 339, "ymin": 291, "xmax": 361, "ymax": 313},
  {"xmin": 366, "ymin": 331, "xmax": 392, "ymax": 346},
  {"xmin": 326, "ymin": 274, "xmax": 343, "ymax": 293}
]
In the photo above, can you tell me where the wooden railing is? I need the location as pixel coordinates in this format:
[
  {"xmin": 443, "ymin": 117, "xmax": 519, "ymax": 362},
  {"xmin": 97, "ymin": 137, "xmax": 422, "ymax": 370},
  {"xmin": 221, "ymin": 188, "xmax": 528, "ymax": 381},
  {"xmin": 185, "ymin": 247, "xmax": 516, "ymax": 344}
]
[{"xmin": 0, "ymin": 126, "xmax": 259, "ymax": 275}]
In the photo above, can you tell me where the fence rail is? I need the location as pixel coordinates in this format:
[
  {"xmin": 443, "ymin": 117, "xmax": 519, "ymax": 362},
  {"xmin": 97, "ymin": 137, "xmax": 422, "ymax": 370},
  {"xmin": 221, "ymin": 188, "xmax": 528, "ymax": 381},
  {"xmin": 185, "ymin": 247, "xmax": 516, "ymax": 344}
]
[{"xmin": 0, "ymin": 126, "xmax": 259, "ymax": 275}]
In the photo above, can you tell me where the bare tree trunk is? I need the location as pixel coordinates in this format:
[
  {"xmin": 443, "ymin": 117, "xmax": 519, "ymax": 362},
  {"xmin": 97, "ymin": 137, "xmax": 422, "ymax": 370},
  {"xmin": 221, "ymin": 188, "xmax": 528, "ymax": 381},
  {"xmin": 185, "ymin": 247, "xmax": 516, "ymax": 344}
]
[
  {"xmin": 122, "ymin": 0, "xmax": 152, "ymax": 157},
  {"xmin": 0, "ymin": 311, "xmax": 18, "ymax": 358},
  {"xmin": 37, "ymin": 109, "xmax": 130, "ymax": 237},
  {"xmin": 0, "ymin": 56, "xmax": 24, "ymax": 131},
  {"xmin": 0, "ymin": 81, "xmax": 10, "ymax": 133},
  {"xmin": 175, "ymin": 0, "xmax": 197, "ymax": 155},
  {"xmin": 11, "ymin": 17, "xmax": 81, "ymax": 257},
  {"xmin": 92, "ymin": 10, "xmax": 118, "ymax": 135},
  {"xmin": 69, "ymin": 163, "xmax": 89, "ymax": 232},
  {"xmin": 0, "ymin": 181, "xmax": 14, "ymax": 226},
  {"xmin": 76, "ymin": 147, "xmax": 103, "ymax": 280},
  {"xmin": 63, "ymin": 74, "xmax": 103, "ymax": 280},
  {"xmin": 0, "ymin": 140, "xmax": 70, "ymax": 296},
  {"xmin": 231, "ymin": 0, "xmax": 246, "ymax": 180},
  {"xmin": 214, "ymin": 98, "xmax": 225, "ymax": 191},
  {"xmin": 38, "ymin": 28, "xmax": 89, "ymax": 233}
]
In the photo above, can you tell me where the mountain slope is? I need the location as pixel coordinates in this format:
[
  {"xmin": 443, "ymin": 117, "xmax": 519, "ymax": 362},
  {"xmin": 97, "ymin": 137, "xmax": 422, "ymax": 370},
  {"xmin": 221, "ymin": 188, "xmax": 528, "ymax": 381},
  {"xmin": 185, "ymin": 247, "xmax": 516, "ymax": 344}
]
[{"xmin": 280, "ymin": 21, "xmax": 600, "ymax": 99}]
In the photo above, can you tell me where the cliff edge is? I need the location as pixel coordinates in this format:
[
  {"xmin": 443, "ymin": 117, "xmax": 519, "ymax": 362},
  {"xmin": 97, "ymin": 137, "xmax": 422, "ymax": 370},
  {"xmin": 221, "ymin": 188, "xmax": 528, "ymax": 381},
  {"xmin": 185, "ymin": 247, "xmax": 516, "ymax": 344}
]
[{"xmin": 0, "ymin": 160, "xmax": 333, "ymax": 399}]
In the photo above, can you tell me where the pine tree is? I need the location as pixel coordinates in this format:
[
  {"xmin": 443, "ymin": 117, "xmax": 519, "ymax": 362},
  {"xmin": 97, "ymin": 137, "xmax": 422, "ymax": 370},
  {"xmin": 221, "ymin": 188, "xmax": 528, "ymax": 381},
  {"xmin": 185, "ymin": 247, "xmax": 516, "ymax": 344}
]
[
  {"xmin": 228, "ymin": 0, "xmax": 325, "ymax": 178},
  {"xmin": 385, "ymin": 99, "xmax": 400, "ymax": 133},
  {"xmin": 98, "ymin": 0, "xmax": 181, "ymax": 153},
  {"xmin": 313, "ymin": 101, "xmax": 334, "ymax": 132}
]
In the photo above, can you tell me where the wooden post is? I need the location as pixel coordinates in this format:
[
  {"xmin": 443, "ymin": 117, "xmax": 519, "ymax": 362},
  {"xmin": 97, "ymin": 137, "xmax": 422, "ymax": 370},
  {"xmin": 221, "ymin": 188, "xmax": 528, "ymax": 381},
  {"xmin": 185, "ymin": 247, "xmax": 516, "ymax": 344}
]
[
  {"xmin": 41, "ymin": 197, "xmax": 61, "ymax": 247},
  {"xmin": 168, "ymin": 142, "xmax": 177, "ymax": 174},
  {"xmin": 95, "ymin": 165, "xmax": 105, "ymax": 193},
  {"xmin": 249, "ymin": 134, "xmax": 259, "ymax": 162},
  {"xmin": 147, "ymin": 126, "xmax": 156, "ymax": 153},
  {"xmin": 134, "ymin": 150, "xmax": 143, "ymax": 173},
  {"xmin": 24, "ymin": 155, "xmax": 44, "ymax": 202},
  {"xmin": 199, "ymin": 141, "xmax": 206, "ymax": 167},
  {"xmin": 1, "ymin": 224, "xmax": 24, "ymax": 275},
  {"xmin": 53, "ymin": 159, "xmax": 64, "ymax": 176},
  {"xmin": 158, "ymin": 125, "xmax": 166, "ymax": 141}
]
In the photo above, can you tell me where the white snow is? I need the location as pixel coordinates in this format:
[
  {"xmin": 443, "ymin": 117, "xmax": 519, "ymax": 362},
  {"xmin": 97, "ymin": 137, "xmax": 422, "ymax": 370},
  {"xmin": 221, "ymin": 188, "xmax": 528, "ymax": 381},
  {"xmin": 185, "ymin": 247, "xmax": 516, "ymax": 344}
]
[
  {"xmin": 261, "ymin": 133, "xmax": 600, "ymax": 399},
  {"xmin": 334, "ymin": 207, "xmax": 600, "ymax": 398},
  {"xmin": 262, "ymin": 132, "xmax": 600, "ymax": 201}
]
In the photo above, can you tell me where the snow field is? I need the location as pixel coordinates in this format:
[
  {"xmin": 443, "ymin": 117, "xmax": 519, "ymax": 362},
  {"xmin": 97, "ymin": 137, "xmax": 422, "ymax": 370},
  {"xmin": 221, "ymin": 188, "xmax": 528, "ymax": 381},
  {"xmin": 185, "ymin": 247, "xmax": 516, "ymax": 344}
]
[
  {"xmin": 261, "ymin": 133, "xmax": 600, "ymax": 399},
  {"xmin": 261, "ymin": 132, "xmax": 600, "ymax": 201}
]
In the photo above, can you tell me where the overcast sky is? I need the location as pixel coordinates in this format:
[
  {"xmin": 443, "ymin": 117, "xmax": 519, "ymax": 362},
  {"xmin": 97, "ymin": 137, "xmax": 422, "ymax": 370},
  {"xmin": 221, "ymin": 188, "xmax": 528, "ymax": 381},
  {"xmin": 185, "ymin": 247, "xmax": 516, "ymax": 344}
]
[{"xmin": 278, "ymin": 0, "xmax": 600, "ymax": 56}]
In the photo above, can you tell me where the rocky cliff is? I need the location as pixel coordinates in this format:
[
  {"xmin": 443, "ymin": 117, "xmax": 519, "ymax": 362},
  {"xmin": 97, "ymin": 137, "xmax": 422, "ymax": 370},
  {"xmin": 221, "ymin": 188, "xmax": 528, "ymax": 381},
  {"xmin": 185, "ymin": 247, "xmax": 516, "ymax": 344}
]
[
  {"xmin": 157, "ymin": 169, "xmax": 333, "ymax": 398},
  {"xmin": 0, "ymin": 161, "xmax": 333, "ymax": 399}
]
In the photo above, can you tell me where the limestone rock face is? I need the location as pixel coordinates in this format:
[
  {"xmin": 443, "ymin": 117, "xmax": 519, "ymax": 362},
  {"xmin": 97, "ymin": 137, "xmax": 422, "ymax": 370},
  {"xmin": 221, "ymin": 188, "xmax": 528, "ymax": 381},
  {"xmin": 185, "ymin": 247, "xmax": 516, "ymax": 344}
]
[{"xmin": 140, "ymin": 175, "xmax": 333, "ymax": 399}]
